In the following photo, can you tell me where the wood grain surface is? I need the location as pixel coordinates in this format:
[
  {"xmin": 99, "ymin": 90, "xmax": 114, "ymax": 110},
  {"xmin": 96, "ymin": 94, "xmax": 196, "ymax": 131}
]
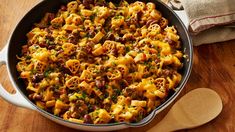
[{"xmin": 0, "ymin": 0, "xmax": 235, "ymax": 132}]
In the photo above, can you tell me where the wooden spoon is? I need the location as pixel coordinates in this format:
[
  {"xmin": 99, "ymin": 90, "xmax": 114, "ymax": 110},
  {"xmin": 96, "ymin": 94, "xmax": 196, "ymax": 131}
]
[{"xmin": 147, "ymin": 88, "xmax": 223, "ymax": 132}]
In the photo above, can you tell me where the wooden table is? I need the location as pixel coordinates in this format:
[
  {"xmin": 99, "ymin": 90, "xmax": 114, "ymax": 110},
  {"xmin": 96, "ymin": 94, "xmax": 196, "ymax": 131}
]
[{"xmin": 0, "ymin": 0, "xmax": 234, "ymax": 132}]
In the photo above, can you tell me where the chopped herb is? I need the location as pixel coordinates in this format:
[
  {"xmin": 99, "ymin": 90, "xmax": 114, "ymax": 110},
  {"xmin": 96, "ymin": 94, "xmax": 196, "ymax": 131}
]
[
  {"xmin": 82, "ymin": 92, "xmax": 87, "ymax": 99},
  {"xmin": 125, "ymin": 46, "xmax": 130, "ymax": 52},
  {"xmin": 77, "ymin": 11, "xmax": 81, "ymax": 15},
  {"xmin": 157, "ymin": 53, "xmax": 161, "ymax": 58},
  {"xmin": 44, "ymin": 68, "xmax": 53, "ymax": 77},
  {"xmin": 45, "ymin": 39, "xmax": 50, "ymax": 44},
  {"xmin": 105, "ymin": 84, "xmax": 109, "ymax": 89},
  {"xmin": 144, "ymin": 61, "xmax": 148, "ymax": 65},
  {"xmin": 26, "ymin": 55, "xmax": 31, "ymax": 60},
  {"xmin": 44, "ymin": 71, "xmax": 50, "ymax": 77},
  {"xmin": 142, "ymin": 74, "xmax": 147, "ymax": 78},
  {"xmin": 111, "ymin": 114, "xmax": 115, "ymax": 118},
  {"xmin": 75, "ymin": 94, "xmax": 80, "ymax": 99},
  {"xmin": 90, "ymin": 14, "xmax": 96, "ymax": 21},
  {"xmin": 94, "ymin": 9, "xmax": 98, "ymax": 15},
  {"xmin": 114, "ymin": 15, "xmax": 123, "ymax": 19},
  {"xmin": 61, "ymin": 36, "xmax": 68, "ymax": 41},
  {"xmin": 144, "ymin": 62, "xmax": 151, "ymax": 68},
  {"xmin": 49, "ymin": 41, "xmax": 55, "ymax": 45},
  {"xmin": 116, "ymin": 89, "xmax": 121, "ymax": 94},
  {"xmin": 126, "ymin": 15, "xmax": 131, "ymax": 20},
  {"xmin": 113, "ymin": 88, "xmax": 121, "ymax": 95},
  {"xmin": 54, "ymin": 85, "xmax": 59, "ymax": 90},
  {"xmin": 81, "ymin": 16, "xmax": 85, "ymax": 22},
  {"xmin": 88, "ymin": 104, "xmax": 92, "ymax": 110},
  {"xmin": 99, "ymin": 95, "xmax": 104, "ymax": 100},
  {"xmin": 111, "ymin": 95, "xmax": 117, "ymax": 101},
  {"xmin": 107, "ymin": 68, "xmax": 113, "ymax": 72},
  {"xmin": 93, "ymin": 68, "xmax": 100, "ymax": 73},
  {"xmin": 149, "ymin": 66, "xmax": 154, "ymax": 69},
  {"xmin": 94, "ymin": 87, "xmax": 98, "ymax": 90},
  {"xmin": 31, "ymin": 69, "xmax": 37, "ymax": 75},
  {"xmin": 111, "ymin": 61, "xmax": 117, "ymax": 66},
  {"xmin": 104, "ymin": 92, "xmax": 109, "ymax": 97},
  {"xmin": 52, "ymin": 23, "xmax": 60, "ymax": 28}
]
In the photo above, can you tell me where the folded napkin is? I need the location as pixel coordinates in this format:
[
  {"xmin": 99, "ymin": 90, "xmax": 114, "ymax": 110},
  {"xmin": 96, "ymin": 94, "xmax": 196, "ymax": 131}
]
[{"xmin": 167, "ymin": 0, "xmax": 235, "ymax": 46}]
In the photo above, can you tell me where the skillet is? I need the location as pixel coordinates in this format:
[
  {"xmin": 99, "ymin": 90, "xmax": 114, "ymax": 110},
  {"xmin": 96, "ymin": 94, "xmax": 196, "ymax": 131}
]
[{"xmin": 0, "ymin": 0, "xmax": 193, "ymax": 131}]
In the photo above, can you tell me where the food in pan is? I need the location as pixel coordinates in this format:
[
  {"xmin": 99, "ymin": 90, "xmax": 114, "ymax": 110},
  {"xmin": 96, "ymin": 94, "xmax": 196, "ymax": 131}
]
[{"xmin": 16, "ymin": 0, "xmax": 183, "ymax": 124}]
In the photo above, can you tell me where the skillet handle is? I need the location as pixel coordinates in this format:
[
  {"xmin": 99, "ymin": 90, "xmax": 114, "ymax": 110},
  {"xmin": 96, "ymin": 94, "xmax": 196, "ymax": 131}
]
[
  {"xmin": 0, "ymin": 45, "xmax": 35, "ymax": 110},
  {"xmin": 174, "ymin": 10, "xmax": 189, "ymax": 29}
]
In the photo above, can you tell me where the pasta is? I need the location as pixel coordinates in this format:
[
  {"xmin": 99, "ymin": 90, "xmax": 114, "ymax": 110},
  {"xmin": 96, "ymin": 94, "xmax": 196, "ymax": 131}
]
[{"xmin": 16, "ymin": 0, "xmax": 183, "ymax": 124}]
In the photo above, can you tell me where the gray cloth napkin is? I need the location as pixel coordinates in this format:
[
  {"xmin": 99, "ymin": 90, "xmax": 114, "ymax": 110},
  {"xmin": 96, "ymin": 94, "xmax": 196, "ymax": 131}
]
[{"xmin": 166, "ymin": 0, "xmax": 235, "ymax": 46}]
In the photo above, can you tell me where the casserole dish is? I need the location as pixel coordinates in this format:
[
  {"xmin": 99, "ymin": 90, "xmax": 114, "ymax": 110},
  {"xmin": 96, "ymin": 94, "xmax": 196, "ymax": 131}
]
[{"xmin": 0, "ymin": 0, "xmax": 193, "ymax": 131}]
